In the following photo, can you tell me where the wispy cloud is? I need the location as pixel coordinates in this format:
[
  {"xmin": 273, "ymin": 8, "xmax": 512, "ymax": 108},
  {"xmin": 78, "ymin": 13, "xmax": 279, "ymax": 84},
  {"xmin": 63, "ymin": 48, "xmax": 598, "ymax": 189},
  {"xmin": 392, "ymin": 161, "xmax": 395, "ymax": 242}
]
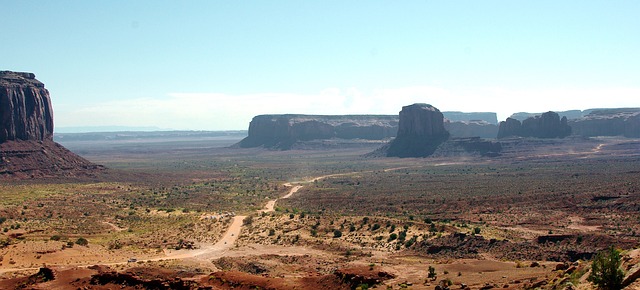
[{"xmin": 54, "ymin": 86, "xmax": 640, "ymax": 130}]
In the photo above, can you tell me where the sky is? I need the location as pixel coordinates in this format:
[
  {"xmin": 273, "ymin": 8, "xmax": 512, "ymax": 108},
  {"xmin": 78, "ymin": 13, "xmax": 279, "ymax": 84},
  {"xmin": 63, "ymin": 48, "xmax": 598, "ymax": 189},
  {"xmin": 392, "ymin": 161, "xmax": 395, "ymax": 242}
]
[{"xmin": 2, "ymin": 1, "xmax": 639, "ymax": 131}]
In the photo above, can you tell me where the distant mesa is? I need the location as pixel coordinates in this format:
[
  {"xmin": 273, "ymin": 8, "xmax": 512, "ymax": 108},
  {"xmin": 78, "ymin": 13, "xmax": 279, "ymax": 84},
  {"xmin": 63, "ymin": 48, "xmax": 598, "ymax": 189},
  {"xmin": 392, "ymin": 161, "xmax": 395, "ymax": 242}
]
[
  {"xmin": 236, "ymin": 114, "xmax": 399, "ymax": 149},
  {"xmin": 497, "ymin": 111, "xmax": 571, "ymax": 139},
  {"xmin": 508, "ymin": 108, "xmax": 640, "ymax": 138},
  {"xmin": 510, "ymin": 110, "xmax": 588, "ymax": 121},
  {"xmin": 0, "ymin": 71, "xmax": 102, "ymax": 179},
  {"xmin": 569, "ymin": 108, "xmax": 640, "ymax": 138},
  {"xmin": 237, "ymin": 111, "xmax": 500, "ymax": 150},
  {"xmin": 443, "ymin": 111, "xmax": 498, "ymax": 125},
  {"xmin": 444, "ymin": 119, "xmax": 498, "ymax": 139}
]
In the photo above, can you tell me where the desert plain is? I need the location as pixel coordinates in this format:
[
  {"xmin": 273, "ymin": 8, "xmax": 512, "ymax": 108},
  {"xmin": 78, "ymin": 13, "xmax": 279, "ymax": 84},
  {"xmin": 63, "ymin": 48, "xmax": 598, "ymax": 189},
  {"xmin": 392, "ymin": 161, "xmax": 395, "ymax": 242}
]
[{"xmin": 0, "ymin": 135, "xmax": 639, "ymax": 289}]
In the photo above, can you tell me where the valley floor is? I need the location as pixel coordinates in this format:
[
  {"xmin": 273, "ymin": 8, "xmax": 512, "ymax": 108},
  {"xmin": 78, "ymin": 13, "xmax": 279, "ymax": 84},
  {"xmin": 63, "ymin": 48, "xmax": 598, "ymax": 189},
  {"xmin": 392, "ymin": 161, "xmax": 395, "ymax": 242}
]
[{"xmin": 1, "ymin": 137, "xmax": 639, "ymax": 289}]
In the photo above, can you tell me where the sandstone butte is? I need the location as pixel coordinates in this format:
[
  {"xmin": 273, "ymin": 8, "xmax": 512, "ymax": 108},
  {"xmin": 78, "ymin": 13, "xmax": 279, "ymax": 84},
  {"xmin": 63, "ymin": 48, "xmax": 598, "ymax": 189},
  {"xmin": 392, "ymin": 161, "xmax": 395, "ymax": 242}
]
[{"xmin": 0, "ymin": 71, "xmax": 101, "ymax": 179}]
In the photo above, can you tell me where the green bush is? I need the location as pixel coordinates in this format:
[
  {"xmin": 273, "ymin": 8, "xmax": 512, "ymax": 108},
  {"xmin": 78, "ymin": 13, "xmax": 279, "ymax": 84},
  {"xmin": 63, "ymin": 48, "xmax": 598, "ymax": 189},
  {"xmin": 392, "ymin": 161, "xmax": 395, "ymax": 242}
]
[
  {"xmin": 587, "ymin": 246, "xmax": 624, "ymax": 290},
  {"xmin": 75, "ymin": 237, "xmax": 89, "ymax": 246},
  {"xmin": 427, "ymin": 265, "xmax": 437, "ymax": 279}
]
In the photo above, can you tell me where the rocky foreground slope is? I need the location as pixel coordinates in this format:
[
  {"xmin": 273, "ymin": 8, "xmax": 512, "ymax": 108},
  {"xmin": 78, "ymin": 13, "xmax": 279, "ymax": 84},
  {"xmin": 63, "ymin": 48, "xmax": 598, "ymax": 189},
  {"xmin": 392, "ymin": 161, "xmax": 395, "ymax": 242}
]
[{"xmin": 0, "ymin": 71, "xmax": 101, "ymax": 179}]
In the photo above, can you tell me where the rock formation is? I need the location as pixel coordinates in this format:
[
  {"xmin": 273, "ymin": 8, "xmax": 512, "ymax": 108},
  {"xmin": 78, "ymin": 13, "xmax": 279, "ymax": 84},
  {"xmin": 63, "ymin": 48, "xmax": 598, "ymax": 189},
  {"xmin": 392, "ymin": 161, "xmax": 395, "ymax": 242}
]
[
  {"xmin": 498, "ymin": 111, "xmax": 571, "ymax": 139},
  {"xmin": 237, "ymin": 110, "xmax": 504, "ymax": 150},
  {"xmin": 444, "ymin": 120, "xmax": 498, "ymax": 139},
  {"xmin": 510, "ymin": 110, "xmax": 588, "ymax": 121},
  {"xmin": 0, "ymin": 71, "xmax": 53, "ymax": 142},
  {"xmin": 569, "ymin": 108, "xmax": 640, "ymax": 138},
  {"xmin": 385, "ymin": 104, "xmax": 450, "ymax": 157},
  {"xmin": 0, "ymin": 71, "xmax": 101, "ymax": 179},
  {"xmin": 237, "ymin": 114, "xmax": 398, "ymax": 149}
]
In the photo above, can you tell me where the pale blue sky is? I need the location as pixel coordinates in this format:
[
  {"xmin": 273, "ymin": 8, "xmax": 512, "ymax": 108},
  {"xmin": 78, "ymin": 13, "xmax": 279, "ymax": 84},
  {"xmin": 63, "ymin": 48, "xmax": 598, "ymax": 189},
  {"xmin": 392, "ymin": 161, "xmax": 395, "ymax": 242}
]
[{"xmin": 3, "ymin": 1, "xmax": 639, "ymax": 130}]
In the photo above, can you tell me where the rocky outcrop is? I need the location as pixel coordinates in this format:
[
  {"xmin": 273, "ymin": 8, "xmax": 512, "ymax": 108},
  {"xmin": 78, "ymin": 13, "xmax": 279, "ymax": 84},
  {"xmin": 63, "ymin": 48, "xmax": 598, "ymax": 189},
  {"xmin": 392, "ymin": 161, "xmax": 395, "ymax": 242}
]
[
  {"xmin": 496, "ymin": 118, "xmax": 522, "ymax": 139},
  {"xmin": 0, "ymin": 71, "xmax": 53, "ymax": 142},
  {"xmin": 237, "ymin": 115, "xmax": 398, "ymax": 149},
  {"xmin": 498, "ymin": 111, "xmax": 571, "ymax": 139},
  {"xmin": 237, "ymin": 110, "xmax": 503, "ymax": 150},
  {"xmin": 510, "ymin": 110, "xmax": 588, "ymax": 121},
  {"xmin": 386, "ymin": 104, "xmax": 450, "ymax": 157},
  {"xmin": 569, "ymin": 108, "xmax": 640, "ymax": 138},
  {"xmin": 444, "ymin": 120, "xmax": 498, "ymax": 138},
  {"xmin": 1, "ymin": 71, "xmax": 101, "ymax": 179}
]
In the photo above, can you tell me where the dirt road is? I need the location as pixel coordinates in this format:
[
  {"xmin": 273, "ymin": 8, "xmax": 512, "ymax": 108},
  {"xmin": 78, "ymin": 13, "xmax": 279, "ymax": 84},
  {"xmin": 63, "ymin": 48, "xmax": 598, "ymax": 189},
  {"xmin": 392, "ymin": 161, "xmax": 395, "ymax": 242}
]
[{"xmin": 0, "ymin": 166, "xmax": 419, "ymax": 273}]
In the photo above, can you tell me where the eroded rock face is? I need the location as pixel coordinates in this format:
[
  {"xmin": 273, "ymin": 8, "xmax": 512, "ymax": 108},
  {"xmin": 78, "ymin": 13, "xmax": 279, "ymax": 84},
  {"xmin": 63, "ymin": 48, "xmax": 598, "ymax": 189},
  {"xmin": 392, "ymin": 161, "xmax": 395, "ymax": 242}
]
[
  {"xmin": 1, "ymin": 71, "xmax": 101, "ymax": 179},
  {"xmin": 569, "ymin": 108, "xmax": 640, "ymax": 138},
  {"xmin": 386, "ymin": 104, "xmax": 450, "ymax": 157},
  {"xmin": 0, "ymin": 71, "xmax": 54, "ymax": 142},
  {"xmin": 237, "ymin": 114, "xmax": 398, "ymax": 149},
  {"xmin": 445, "ymin": 120, "xmax": 498, "ymax": 138},
  {"xmin": 498, "ymin": 112, "xmax": 571, "ymax": 139}
]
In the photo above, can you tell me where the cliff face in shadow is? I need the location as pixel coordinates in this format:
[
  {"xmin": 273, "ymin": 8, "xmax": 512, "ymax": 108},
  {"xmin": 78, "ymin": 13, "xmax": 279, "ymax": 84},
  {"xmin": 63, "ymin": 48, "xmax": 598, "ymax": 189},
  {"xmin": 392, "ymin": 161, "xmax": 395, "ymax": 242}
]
[
  {"xmin": 569, "ymin": 108, "xmax": 640, "ymax": 138},
  {"xmin": 444, "ymin": 120, "xmax": 498, "ymax": 139},
  {"xmin": 0, "ymin": 71, "xmax": 53, "ymax": 142},
  {"xmin": 385, "ymin": 104, "xmax": 450, "ymax": 157},
  {"xmin": 0, "ymin": 71, "xmax": 101, "ymax": 179},
  {"xmin": 498, "ymin": 111, "xmax": 571, "ymax": 139}
]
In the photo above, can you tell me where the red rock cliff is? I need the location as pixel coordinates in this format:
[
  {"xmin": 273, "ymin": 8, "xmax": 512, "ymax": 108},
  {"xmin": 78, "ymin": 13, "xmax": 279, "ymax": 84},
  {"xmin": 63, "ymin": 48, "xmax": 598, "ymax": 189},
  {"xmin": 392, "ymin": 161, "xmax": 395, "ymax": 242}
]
[{"xmin": 0, "ymin": 71, "xmax": 54, "ymax": 142}]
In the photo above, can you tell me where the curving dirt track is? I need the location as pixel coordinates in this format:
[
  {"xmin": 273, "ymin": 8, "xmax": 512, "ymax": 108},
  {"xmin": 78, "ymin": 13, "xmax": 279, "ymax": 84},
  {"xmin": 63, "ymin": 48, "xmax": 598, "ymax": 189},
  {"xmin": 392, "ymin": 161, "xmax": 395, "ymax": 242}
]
[{"xmin": 0, "ymin": 166, "xmax": 419, "ymax": 274}]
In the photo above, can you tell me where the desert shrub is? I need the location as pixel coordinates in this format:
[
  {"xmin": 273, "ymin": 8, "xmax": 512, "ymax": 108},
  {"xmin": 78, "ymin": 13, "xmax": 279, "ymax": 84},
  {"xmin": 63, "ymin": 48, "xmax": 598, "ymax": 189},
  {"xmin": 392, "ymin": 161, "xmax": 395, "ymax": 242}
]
[
  {"xmin": 587, "ymin": 246, "xmax": 624, "ymax": 290},
  {"xmin": 243, "ymin": 216, "xmax": 254, "ymax": 226},
  {"xmin": 388, "ymin": 233, "xmax": 397, "ymax": 242},
  {"xmin": 473, "ymin": 227, "xmax": 481, "ymax": 235},
  {"xmin": 268, "ymin": 229, "xmax": 275, "ymax": 236},
  {"xmin": 427, "ymin": 265, "xmax": 437, "ymax": 279},
  {"xmin": 108, "ymin": 240, "xmax": 122, "ymax": 250},
  {"xmin": 75, "ymin": 237, "xmax": 89, "ymax": 246},
  {"xmin": 372, "ymin": 223, "xmax": 380, "ymax": 231},
  {"xmin": 50, "ymin": 235, "xmax": 62, "ymax": 241},
  {"xmin": 333, "ymin": 229, "xmax": 342, "ymax": 238},
  {"xmin": 404, "ymin": 237, "xmax": 416, "ymax": 248},
  {"xmin": 398, "ymin": 231, "xmax": 407, "ymax": 243}
]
